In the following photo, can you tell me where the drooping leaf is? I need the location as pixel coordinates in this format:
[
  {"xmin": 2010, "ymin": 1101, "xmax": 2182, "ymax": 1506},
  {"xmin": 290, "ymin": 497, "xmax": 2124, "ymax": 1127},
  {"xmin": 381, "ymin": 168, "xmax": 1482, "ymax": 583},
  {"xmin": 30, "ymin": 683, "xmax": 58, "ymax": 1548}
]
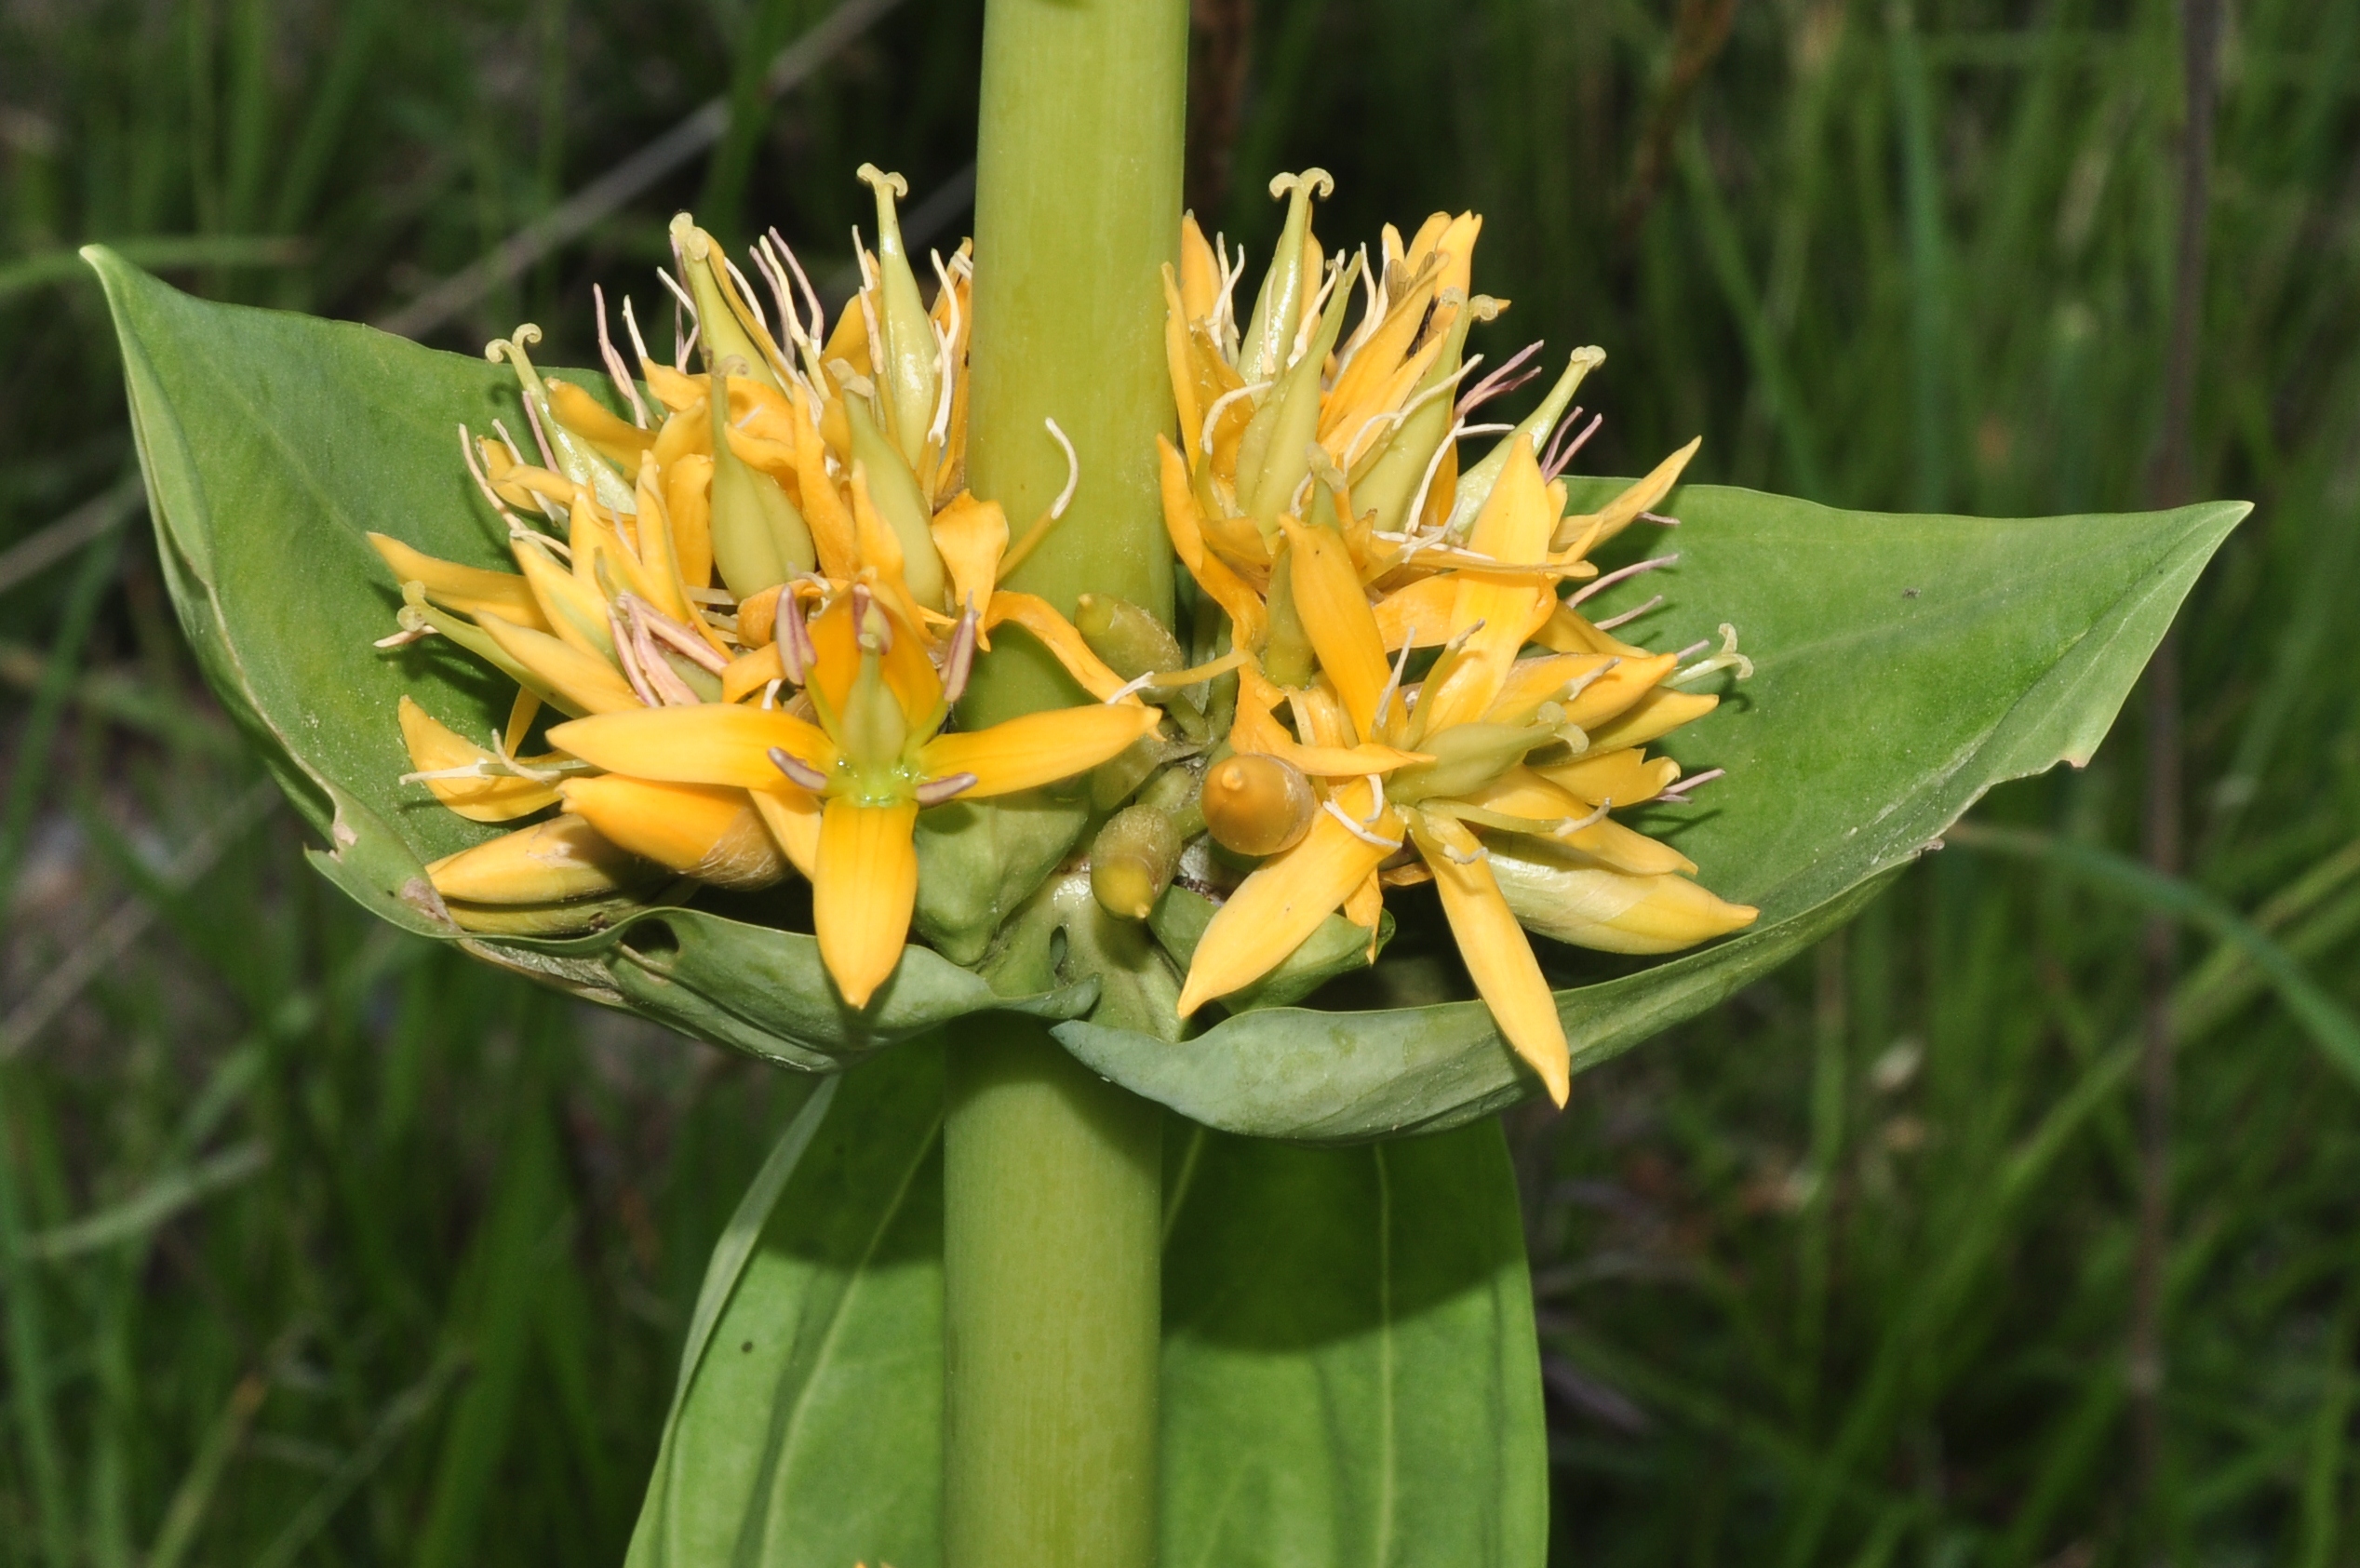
[
  {"xmin": 627, "ymin": 1042, "xmax": 1546, "ymax": 1567},
  {"xmin": 86, "ymin": 248, "xmax": 1085, "ymax": 1067},
  {"xmin": 1060, "ymin": 483, "xmax": 2245, "ymax": 1140}
]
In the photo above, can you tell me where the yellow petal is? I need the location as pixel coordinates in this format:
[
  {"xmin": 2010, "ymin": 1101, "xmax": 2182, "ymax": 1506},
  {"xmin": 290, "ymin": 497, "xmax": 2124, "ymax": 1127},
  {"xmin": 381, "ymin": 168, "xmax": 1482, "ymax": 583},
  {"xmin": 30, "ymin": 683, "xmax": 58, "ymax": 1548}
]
[
  {"xmin": 791, "ymin": 386, "xmax": 862, "ymax": 581},
  {"xmin": 1585, "ymin": 687, "xmax": 1718, "ymax": 751},
  {"xmin": 425, "ymin": 815, "xmax": 649, "ymax": 905},
  {"xmin": 547, "ymin": 378, "xmax": 654, "ymax": 471},
  {"xmin": 1482, "ymin": 653, "xmax": 1615, "ymax": 726},
  {"xmin": 814, "ymin": 799, "xmax": 919, "ymax": 1008},
  {"xmin": 511, "ymin": 536, "xmax": 615, "ymax": 662},
  {"xmin": 747, "ymin": 783, "xmax": 822, "ymax": 878},
  {"xmin": 1530, "ymin": 600, "xmax": 1651, "ymax": 660},
  {"xmin": 1553, "ymin": 436, "xmax": 1699, "ymax": 550},
  {"xmin": 1279, "ymin": 519, "xmax": 1390, "ymax": 742},
  {"xmin": 368, "ymin": 534, "xmax": 547, "ymax": 631},
  {"xmin": 1534, "ymin": 748, "xmax": 1682, "ymax": 808},
  {"xmin": 1557, "ymin": 651, "xmax": 1680, "ymax": 730},
  {"xmin": 663, "ymin": 452, "xmax": 716, "ymax": 594},
  {"xmin": 1408, "ymin": 812, "xmax": 1569, "ymax": 1106},
  {"xmin": 549, "ymin": 704, "xmax": 837, "ymax": 788},
  {"xmin": 1175, "ymin": 806, "xmax": 1395, "ymax": 1015},
  {"xmin": 1372, "ymin": 575, "xmax": 1457, "ymax": 651},
  {"xmin": 982, "ymin": 592, "xmax": 1134, "ymax": 702},
  {"xmin": 932, "ymin": 491, "xmax": 1009, "ymax": 619},
  {"xmin": 919, "ymin": 704, "xmax": 1162, "ymax": 798},
  {"xmin": 1488, "ymin": 843, "xmax": 1757, "ymax": 956},
  {"xmin": 1159, "ymin": 436, "xmax": 1267, "ymax": 650},
  {"xmin": 476, "ymin": 613, "xmax": 641, "ymax": 715},
  {"xmin": 558, "ymin": 775, "xmax": 786, "ymax": 891},
  {"xmin": 1234, "ymin": 663, "xmax": 1428, "ymax": 775},
  {"xmin": 721, "ymin": 642, "xmax": 784, "ymax": 704},
  {"xmin": 397, "ymin": 696, "xmax": 560, "ymax": 823}
]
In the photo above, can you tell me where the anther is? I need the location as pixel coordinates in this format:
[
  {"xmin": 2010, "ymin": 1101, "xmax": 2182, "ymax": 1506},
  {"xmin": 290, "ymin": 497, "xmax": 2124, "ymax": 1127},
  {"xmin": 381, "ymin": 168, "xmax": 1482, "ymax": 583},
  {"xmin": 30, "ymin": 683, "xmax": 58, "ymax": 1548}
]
[
  {"xmin": 914, "ymin": 771, "xmax": 980, "ymax": 807},
  {"xmin": 768, "ymin": 746, "xmax": 829, "ymax": 792}
]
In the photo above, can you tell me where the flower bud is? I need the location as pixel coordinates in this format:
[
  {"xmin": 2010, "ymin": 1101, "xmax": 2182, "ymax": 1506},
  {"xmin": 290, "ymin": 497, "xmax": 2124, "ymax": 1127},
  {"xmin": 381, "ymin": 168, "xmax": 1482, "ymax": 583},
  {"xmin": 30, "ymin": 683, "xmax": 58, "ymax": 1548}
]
[
  {"xmin": 1201, "ymin": 753, "xmax": 1317, "ymax": 857},
  {"xmin": 1074, "ymin": 593, "xmax": 1185, "ymax": 680},
  {"xmin": 1090, "ymin": 803, "xmax": 1183, "ymax": 921},
  {"xmin": 424, "ymin": 814, "xmax": 653, "ymax": 905}
]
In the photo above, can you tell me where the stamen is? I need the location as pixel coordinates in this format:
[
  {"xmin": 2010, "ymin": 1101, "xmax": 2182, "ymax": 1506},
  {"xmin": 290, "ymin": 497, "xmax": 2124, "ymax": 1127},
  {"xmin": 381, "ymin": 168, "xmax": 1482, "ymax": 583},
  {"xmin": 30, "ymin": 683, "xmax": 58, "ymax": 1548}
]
[
  {"xmin": 759, "ymin": 678, "xmax": 783, "ymax": 711},
  {"xmin": 656, "ymin": 265, "xmax": 699, "ymax": 325},
  {"xmin": 517, "ymin": 390, "xmax": 560, "ymax": 475},
  {"xmin": 1199, "ymin": 380, "xmax": 1271, "ymax": 456},
  {"xmin": 1559, "ymin": 655, "xmax": 1620, "ymax": 704},
  {"xmin": 939, "ymin": 602, "xmax": 978, "ymax": 704},
  {"xmin": 1673, "ymin": 639, "xmax": 1711, "ymax": 662},
  {"xmin": 1591, "ymin": 594, "xmax": 1664, "ymax": 632},
  {"xmin": 459, "ymin": 426, "xmax": 523, "ymax": 526},
  {"xmin": 622, "ymin": 294, "xmax": 655, "ymax": 372},
  {"xmin": 1568, "ymin": 553, "xmax": 1680, "ymax": 608},
  {"xmin": 1361, "ymin": 773, "xmax": 1388, "ymax": 827},
  {"xmin": 915, "ymin": 771, "xmax": 981, "ymax": 807},
  {"xmin": 611, "ymin": 606, "xmax": 664, "ymax": 708},
  {"xmin": 1373, "ymin": 627, "xmax": 1415, "ymax": 730},
  {"xmin": 999, "ymin": 420, "xmax": 1081, "ymax": 579},
  {"xmin": 1541, "ymin": 409, "xmax": 1603, "ymax": 481},
  {"xmin": 768, "ymin": 745, "xmax": 830, "ymax": 793},
  {"xmin": 1653, "ymin": 768, "xmax": 1725, "ymax": 803},
  {"xmin": 1551, "ymin": 800, "xmax": 1612, "ymax": 838},
  {"xmin": 1331, "ymin": 244, "xmax": 1385, "ymax": 376},
  {"xmin": 374, "ymin": 625, "xmax": 435, "ymax": 649},
  {"xmin": 1106, "ymin": 671, "xmax": 1159, "ymax": 705},
  {"xmin": 927, "ymin": 248, "xmax": 962, "ymax": 450},
  {"xmin": 1285, "ymin": 251, "xmax": 1346, "ymax": 370},
  {"xmin": 1640, "ymin": 510, "xmax": 1682, "ymax": 528},
  {"xmin": 777, "ymin": 586, "xmax": 817, "ymax": 685},
  {"xmin": 1440, "ymin": 836, "xmax": 1489, "ymax": 866},
  {"xmin": 623, "ymin": 594, "xmax": 730, "ymax": 674},
  {"xmin": 767, "ymin": 227, "xmax": 828, "ymax": 351},
  {"xmin": 722, "ymin": 255, "xmax": 767, "ymax": 333},
  {"xmin": 1406, "ymin": 418, "xmax": 1469, "ymax": 536},
  {"xmin": 1455, "ymin": 340, "xmax": 1546, "ymax": 420},
  {"xmin": 1322, "ymin": 798, "xmax": 1402, "ymax": 851},
  {"xmin": 593, "ymin": 285, "xmax": 650, "ymax": 429}
]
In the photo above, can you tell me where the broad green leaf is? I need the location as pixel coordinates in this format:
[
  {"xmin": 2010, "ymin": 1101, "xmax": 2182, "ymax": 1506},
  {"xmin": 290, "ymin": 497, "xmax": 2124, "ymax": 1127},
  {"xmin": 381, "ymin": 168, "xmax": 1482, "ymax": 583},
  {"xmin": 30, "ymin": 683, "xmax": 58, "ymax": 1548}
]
[
  {"xmin": 86, "ymin": 249, "xmax": 1083, "ymax": 1067},
  {"xmin": 1061, "ymin": 483, "xmax": 2245, "ymax": 1140},
  {"xmin": 631, "ymin": 1042, "xmax": 1545, "ymax": 1567}
]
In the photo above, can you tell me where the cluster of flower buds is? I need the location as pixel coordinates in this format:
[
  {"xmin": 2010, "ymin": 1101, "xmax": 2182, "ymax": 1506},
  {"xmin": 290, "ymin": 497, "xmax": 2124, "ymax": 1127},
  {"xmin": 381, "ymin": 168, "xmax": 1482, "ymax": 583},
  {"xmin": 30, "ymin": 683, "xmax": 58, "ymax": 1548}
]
[
  {"xmin": 372, "ymin": 171, "xmax": 1159, "ymax": 1005},
  {"xmin": 1134, "ymin": 170, "xmax": 1759, "ymax": 1102}
]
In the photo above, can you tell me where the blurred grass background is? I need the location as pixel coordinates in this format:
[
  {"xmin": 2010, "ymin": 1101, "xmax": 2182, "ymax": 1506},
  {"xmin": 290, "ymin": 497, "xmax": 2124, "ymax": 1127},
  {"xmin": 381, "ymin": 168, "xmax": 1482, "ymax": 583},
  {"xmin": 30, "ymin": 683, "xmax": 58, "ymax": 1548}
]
[{"xmin": 1, "ymin": 0, "xmax": 2355, "ymax": 1562}]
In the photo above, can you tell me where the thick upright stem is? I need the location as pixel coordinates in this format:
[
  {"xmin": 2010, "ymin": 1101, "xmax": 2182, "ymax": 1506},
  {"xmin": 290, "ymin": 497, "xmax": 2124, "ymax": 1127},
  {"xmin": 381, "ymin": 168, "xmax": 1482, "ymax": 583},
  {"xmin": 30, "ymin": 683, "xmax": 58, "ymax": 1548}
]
[
  {"xmin": 948, "ymin": 2, "xmax": 1186, "ymax": 1562},
  {"xmin": 945, "ymin": 1020, "xmax": 1163, "ymax": 1567},
  {"xmin": 959, "ymin": 0, "xmax": 1187, "ymax": 726}
]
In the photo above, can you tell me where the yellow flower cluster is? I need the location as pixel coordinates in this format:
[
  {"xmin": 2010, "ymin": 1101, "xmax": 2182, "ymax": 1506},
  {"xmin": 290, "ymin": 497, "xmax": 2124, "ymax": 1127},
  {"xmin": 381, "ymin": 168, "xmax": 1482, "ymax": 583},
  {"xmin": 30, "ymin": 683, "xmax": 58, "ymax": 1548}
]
[
  {"xmin": 1158, "ymin": 171, "xmax": 1757, "ymax": 1102},
  {"xmin": 376, "ymin": 169, "xmax": 1157, "ymax": 1006}
]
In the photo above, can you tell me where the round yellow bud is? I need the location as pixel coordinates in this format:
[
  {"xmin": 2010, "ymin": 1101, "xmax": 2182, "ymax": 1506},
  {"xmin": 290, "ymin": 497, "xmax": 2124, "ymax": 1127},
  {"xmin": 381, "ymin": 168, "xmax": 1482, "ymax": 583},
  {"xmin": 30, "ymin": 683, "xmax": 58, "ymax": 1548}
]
[{"xmin": 1200, "ymin": 754, "xmax": 1317, "ymax": 858}]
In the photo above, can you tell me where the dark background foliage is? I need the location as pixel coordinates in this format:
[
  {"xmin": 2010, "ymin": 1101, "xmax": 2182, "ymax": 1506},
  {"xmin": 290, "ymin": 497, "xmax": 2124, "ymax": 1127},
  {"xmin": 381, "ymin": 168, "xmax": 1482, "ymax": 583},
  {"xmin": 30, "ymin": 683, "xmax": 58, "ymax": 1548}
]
[{"xmin": 1, "ymin": 0, "xmax": 2355, "ymax": 1561}]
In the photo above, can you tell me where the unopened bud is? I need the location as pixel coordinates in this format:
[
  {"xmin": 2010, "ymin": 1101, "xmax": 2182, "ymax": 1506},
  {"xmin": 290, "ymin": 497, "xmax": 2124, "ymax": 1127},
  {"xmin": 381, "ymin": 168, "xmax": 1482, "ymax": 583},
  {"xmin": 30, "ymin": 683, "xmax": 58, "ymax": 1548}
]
[
  {"xmin": 1075, "ymin": 593, "xmax": 1186, "ymax": 680},
  {"xmin": 1090, "ymin": 804, "xmax": 1183, "ymax": 921},
  {"xmin": 1201, "ymin": 753, "xmax": 1317, "ymax": 857}
]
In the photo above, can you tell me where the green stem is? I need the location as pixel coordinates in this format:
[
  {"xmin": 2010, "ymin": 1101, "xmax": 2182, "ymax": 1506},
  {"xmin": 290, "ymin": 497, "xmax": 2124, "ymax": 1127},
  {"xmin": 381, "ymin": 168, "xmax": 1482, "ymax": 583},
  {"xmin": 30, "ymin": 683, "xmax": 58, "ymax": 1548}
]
[
  {"xmin": 950, "ymin": 3, "xmax": 1186, "ymax": 1559},
  {"xmin": 944, "ymin": 1020, "xmax": 1163, "ymax": 1567},
  {"xmin": 945, "ymin": 1, "xmax": 1186, "ymax": 1561},
  {"xmin": 960, "ymin": 0, "xmax": 1187, "ymax": 726}
]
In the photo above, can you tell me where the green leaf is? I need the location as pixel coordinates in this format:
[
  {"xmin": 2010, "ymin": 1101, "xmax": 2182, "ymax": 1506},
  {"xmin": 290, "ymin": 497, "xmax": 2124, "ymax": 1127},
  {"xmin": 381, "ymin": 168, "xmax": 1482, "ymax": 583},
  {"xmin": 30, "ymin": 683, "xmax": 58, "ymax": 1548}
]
[
  {"xmin": 85, "ymin": 248, "xmax": 1083, "ymax": 1067},
  {"xmin": 1060, "ymin": 482, "xmax": 2246, "ymax": 1141},
  {"xmin": 629, "ymin": 1043, "xmax": 1546, "ymax": 1567}
]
